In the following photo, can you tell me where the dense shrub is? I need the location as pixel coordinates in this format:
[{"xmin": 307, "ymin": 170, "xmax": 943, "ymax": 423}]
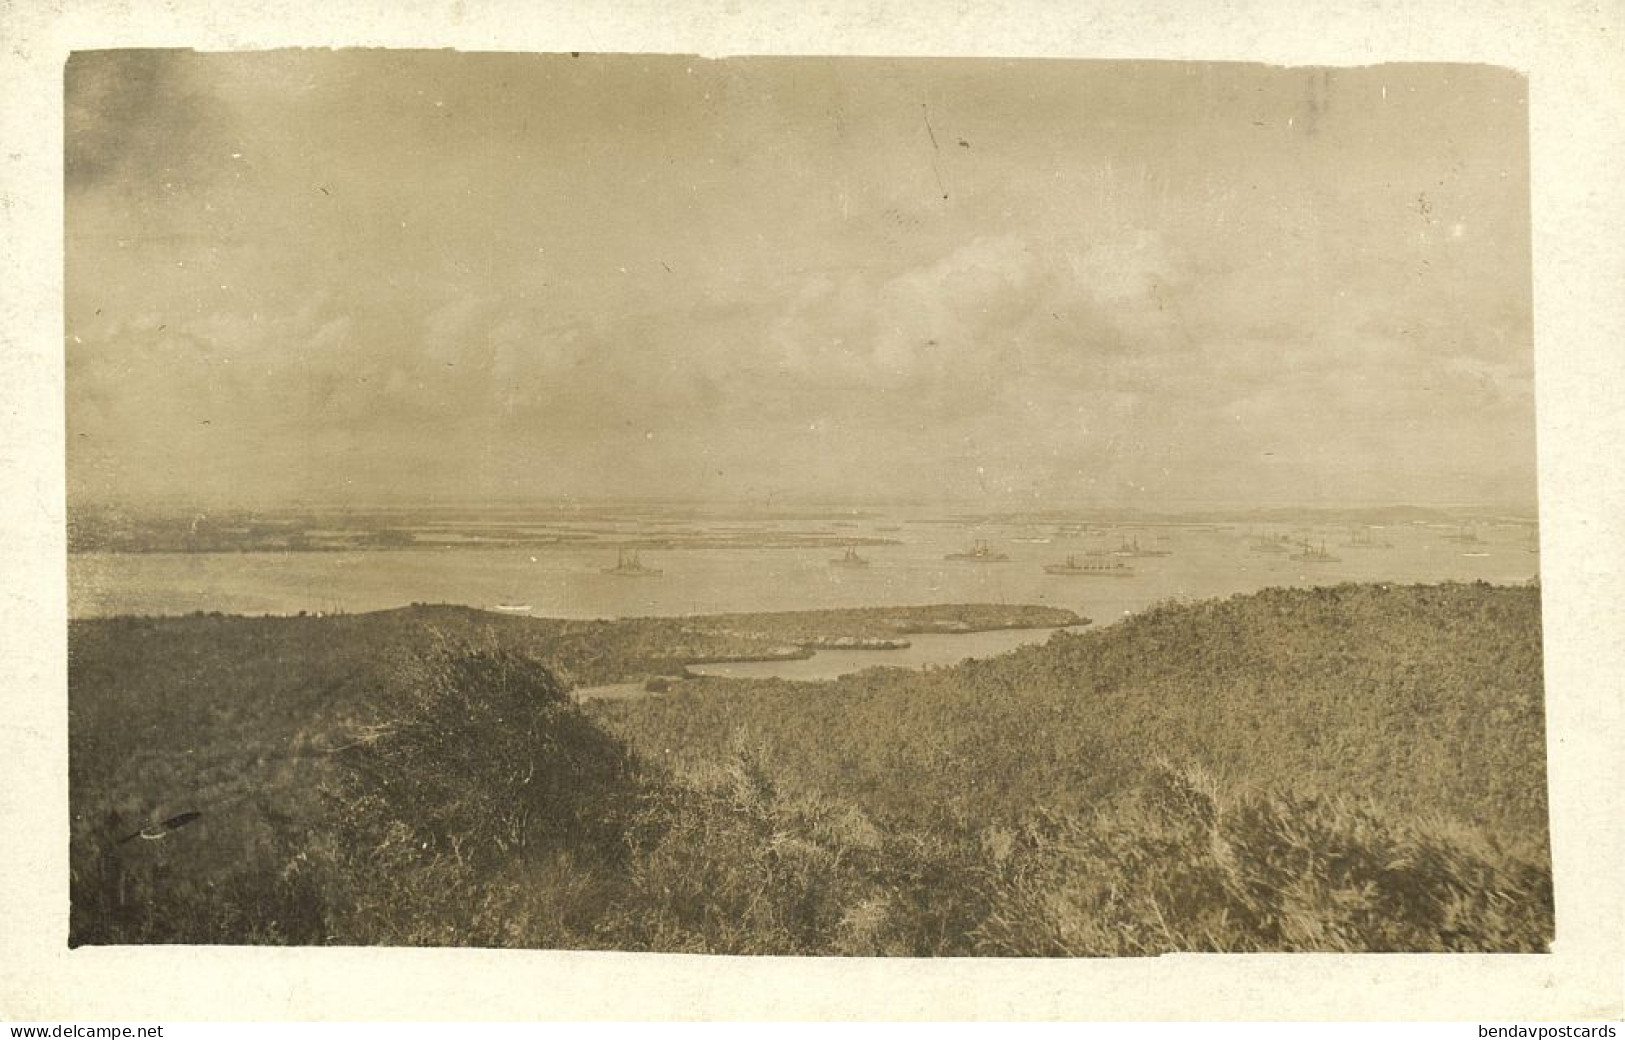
[
  {"xmin": 971, "ymin": 763, "xmax": 1552, "ymax": 955},
  {"xmin": 70, "ymin": 635, "xmax": 653, "ymax": 946},
  {"xmin": 313, "ymin": 639, "xmax": 652, "ymax": 945}
]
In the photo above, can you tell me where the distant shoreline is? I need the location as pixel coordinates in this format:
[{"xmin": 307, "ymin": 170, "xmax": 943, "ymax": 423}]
[
  {"xmin": 64, "ymin": 536, "xmax": 906, "ymax": 556},
  {"xmin": 65, "ymin": 505, "xmax": 1538, "ymax": 556}
]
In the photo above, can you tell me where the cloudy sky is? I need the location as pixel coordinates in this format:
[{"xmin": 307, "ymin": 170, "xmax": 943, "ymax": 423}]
[{"xmin": 66, "ymin": 51, "xmax": 1534, "ymax": 511}]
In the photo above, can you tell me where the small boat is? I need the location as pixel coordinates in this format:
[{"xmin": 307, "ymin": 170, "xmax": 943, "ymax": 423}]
[
  {"xmin": 945, "ymin": 539, "xmax": 1010, "ymax": 562},
  {"xmin": 829, "ymin": 546, "xmax": 870, "ymax": 567},
  {"xmin": 1462, "ymin": 551, "xmax": 1491, "ymax": 558},
  {"xmin": 604, "ymin": 549, "xmax": 662, "ymax": 577},
  {"xmin": 1290, "ymin": 540, "xmax": 1341, "ymax": 563},
  {"xmin": 1044, "ymin": 555, "xmax": 1135, "ymax": 577}
]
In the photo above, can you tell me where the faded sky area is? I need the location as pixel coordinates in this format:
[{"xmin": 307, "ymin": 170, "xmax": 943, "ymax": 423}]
[{"xmin": 66, "ymin": 51, "xmax": 1535, "ymax": 511}]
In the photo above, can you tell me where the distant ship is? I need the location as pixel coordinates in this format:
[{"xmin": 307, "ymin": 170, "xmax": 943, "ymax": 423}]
[
  {"xmin": 604, "ymin": 549, "xmax": 662, "ymax": 577},
  {"xmin": 1111, "ymin": 536, "xmax": 1171, "ymax": 558},
  {"xmin": 829, "ymin": 546, "xmax": 870, "ymax": 567},
  {"xmin": 1248, "ymin": 530, "xmax": 1294, "ymax": 553},
  {"xmin": 491, "ymin": 603, "xmax": 533, "ymax": 614},
  {"xmin": 1290, "ymin": 540, "xmax": 1341, "ymax": 563},
  {"xmin": 1044, "ymin": 555, "xmax": 1135, "ymax": 577},
  {"xmin": 1339, "ymin": 526, "xmax": 1393, "ymax": 549},
  {"xmin": 1443, "ymin": 526, "xmax": 1482, "ymax": 544},
  {"xmin": 945, "ymin": 540, "xmax": 1010, "ymax": 562}
]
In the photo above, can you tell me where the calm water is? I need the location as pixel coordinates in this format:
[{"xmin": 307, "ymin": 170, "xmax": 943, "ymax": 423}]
[
  {"xmin": 686, "ymin": 625, "xmax": 1097, "ymax": 682},
  {"xmin": 70, "ymin": 520, "xmax": 1539, "ymax": 678}
]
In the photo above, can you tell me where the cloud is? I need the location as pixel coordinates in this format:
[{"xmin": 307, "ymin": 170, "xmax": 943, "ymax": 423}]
[{"xmin": 64, "ymin": 53, "xmax": 1536, "ymax": 509}]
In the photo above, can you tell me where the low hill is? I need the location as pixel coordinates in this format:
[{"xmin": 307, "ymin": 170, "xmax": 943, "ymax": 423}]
[{"xmin": 69, "ymin": 601, "xmax": 1079, "ymax": 692}]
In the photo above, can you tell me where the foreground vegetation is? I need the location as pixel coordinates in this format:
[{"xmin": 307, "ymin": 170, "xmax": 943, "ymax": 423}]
[
  {"xmin": 595, "ymin": 583, "xmax": 1548, "ymax": 844},
  {"xmin": 69, "ymin": 583, "xmax": 1551, "ymax": 951}
]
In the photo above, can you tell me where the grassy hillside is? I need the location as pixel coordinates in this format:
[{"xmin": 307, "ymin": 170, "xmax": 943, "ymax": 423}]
[
  {"xmin": 69, "ymin": 583, "xmax": 1551, "ymax": 952},
  {"xmin": 594, "ymin": 582, "xmax": 1548, "ymax": 850}
]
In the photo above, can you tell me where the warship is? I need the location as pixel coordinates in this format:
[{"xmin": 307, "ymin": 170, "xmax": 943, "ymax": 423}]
[
  {"xmin": 1043, "ymin": 555, "xmax": 1135, "ymax": 578},
  {"xmin": 604, "ymin": 548, "xmax": 662, "ymax": 577},
  {"xmin": 944, "ymin": 539, "xmax": 1010, "ymax": 562},
  {"xmin": 829, "ymin": 546, "xmax": 870, "ymax": 567}
]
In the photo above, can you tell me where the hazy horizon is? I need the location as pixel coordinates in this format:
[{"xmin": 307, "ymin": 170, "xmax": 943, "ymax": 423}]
[
  {"xmin": 67, "ymin": 52, "xmax": 1536, "ymax": 513},
  {"xmin": 67, "ymin": 493, "xmax": 1537, "ymax": 519}
]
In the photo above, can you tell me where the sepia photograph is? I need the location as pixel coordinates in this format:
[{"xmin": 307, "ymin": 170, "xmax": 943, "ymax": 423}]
[{"xmin": 63, "ymin": 48, "xmax": 1555, "ymax": 957}]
